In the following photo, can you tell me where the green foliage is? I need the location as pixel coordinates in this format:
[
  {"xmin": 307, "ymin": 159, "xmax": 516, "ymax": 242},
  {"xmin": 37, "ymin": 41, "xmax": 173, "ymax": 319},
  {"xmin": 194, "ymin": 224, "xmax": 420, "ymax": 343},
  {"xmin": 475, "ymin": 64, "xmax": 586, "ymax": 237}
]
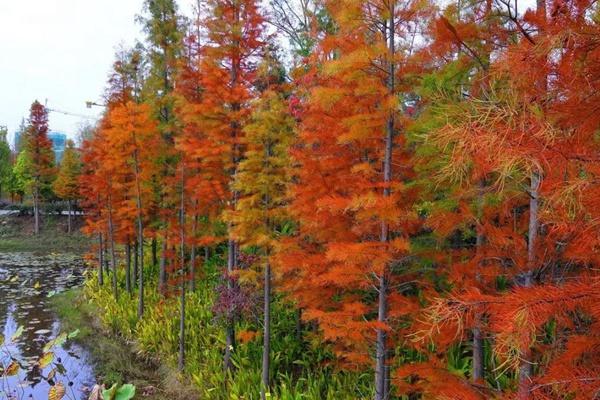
[
  {"xmin": 53, "ymin": 140, "xmax": 82, "ymax": 201},
  {"xmin": 13, "ymin": 149, "xmax": 32, "ymax": 196},
  {"xmin": 102, "ymin": 383, "xmax": 136, "ymax": 400},
  {"xmin": 0, "ymin": 126, "xmax": 11, "ymax": 198},
  {"xmin": 84, "ymin": 253, "xmax": 372, "ymax": 399}
]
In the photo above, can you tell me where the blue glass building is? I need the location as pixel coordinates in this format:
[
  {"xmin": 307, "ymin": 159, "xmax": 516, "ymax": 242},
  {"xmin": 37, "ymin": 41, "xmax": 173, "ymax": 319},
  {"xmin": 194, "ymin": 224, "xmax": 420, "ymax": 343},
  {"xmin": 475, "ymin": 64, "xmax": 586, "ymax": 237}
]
[
  {"xmin": 13, "ymin": 130, "xmax": 68, "ymax": 163},
  {"xmin": 48, "ymin": 132, "xmax": 67, "ymax": 163}
]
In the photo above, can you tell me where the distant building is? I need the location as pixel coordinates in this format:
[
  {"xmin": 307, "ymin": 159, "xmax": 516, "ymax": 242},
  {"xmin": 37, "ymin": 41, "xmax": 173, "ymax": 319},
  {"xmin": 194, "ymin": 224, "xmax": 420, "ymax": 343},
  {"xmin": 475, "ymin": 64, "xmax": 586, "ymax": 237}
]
[
  {"xmin": 13, "ymin": 131, "xmax": 21, "ymax": 152},
  {"xmin": 48, "ymin": 132, "xmax": 67, "ymax": 163},
  {"xmin": 13, "ymin": 118, "xmax": 26, "ymax": 153},
  {"xmin": 13, "ymin": 128, "xmax": 68, "ymax": 163}
]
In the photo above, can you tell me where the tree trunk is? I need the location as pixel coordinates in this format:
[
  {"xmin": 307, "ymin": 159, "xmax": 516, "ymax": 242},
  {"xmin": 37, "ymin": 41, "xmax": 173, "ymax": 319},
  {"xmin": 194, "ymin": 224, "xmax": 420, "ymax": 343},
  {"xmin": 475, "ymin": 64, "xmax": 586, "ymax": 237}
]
[
  {"xmin": 152, "ymin": 238, "xmax": 158, "ymax": 267},
  {"xmin": 107, "ymin": 193, "xmax": 118, "ymax": 301},
  {"xmin": 134, "ymin": 240, "xmax": 139, "ymax": 290},
  {"xmin": 33, "ymin": 189, "xmax": 40, "ymax": 235},
  {"xmin": 223, "ymin": 237, "xmax": 236, "ymax": 373},
  {"xmin": 98, "ymin": 233, "xmax": 104, "ymax": 286},
  {"xmin": 473, "ymin": 183, "xmax": 486, "ymax": 382},
  {"xmin": 67, "ymin": 200, "xmax": 72, "ymax": 234},
  {"xmin": 125, "ymin": 242, "xmax": 132, "ymax": 294},
  {"xmin": 472, "ymin": 326, "xmax": 484, "ymax": 381},
  {"xmin": 519, "ymin": 171, "xmax": 540, "ymax": 394},
  {"xmin": 190, "ymin": 243, "xmax": 196, "ymax": 292},
  {"xmin": 137, "ymin": 220, "xmax": 144, "ymax": 318},
  {"xmin": 178, "ymin": 165, "xmax": 186, "ymax": 371},
  {"xmin": 159, "ymin": 232, "xmax": 168, "ymax": 295},
  {"xmin": 103, "ymin": 238, "xmax": 110, "ymax": 275},
  {"xmin": 295, "ymin": 308, "xmax": 302, "ymax": 344},
  {"xmin": 375, "ymin": 6, "xmax": 395, "ymax": 400},
  {"xmin": 189, "ymin": 212, "xmax": 198, "ymax": 291},
  {"xmin": 132, "ymin": 146, "xmax": 145, "ymax": 318},
  {"xmin": 261, "ymin": 261, "xmax": 271, "ymax": 400}
]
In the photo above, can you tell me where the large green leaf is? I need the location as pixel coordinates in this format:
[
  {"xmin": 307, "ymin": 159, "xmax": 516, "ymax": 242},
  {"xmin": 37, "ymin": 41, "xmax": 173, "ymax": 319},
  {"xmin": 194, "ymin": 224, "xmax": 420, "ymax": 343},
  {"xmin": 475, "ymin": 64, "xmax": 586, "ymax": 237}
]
[{"xmin": 102, "ymin": 383, "xmax": 136, "ymax": 400}]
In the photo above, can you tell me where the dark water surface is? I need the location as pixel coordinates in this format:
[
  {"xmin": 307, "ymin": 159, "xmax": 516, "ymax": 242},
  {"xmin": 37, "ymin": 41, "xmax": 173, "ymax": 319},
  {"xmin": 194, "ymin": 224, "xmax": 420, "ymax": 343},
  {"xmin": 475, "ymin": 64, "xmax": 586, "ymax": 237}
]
[{"xmin": 0, "ymin": 253, "xmax": 95, "ymax": 400}]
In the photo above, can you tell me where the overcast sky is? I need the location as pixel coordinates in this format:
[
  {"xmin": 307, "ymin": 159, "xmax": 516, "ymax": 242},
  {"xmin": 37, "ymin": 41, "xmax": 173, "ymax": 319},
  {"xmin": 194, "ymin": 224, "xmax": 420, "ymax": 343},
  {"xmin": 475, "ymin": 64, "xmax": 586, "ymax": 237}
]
[{"xmin": 0, "ymin": 0, "xmax": 192, "ymax": 147}]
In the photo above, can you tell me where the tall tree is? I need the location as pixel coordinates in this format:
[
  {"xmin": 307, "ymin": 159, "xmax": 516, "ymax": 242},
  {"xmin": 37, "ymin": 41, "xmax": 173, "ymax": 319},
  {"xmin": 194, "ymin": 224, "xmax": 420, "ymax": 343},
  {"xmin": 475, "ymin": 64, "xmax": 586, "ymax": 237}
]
[
  {"xmin": 268, "ymin": 0, "xmax": 331, "ymax": 61},
  {"xmin": 196, "ymin": 0, "xmax": 268, "ymax": 372},
  {"xmin": 22, "ymin": 101, "xmax": 55, "ymax": 235},
  {"xmin": 140, "ymin": 0, "xmax": 184, "ymax": 293},
  {"xmin": 230, "ymin": 75, "xmax": 295, "ymax": 397},
  {"xmin": 104, "ymin": 101, "xmax": 160, "ymax": 313},
  {"xmin": 279, "ymin": 2, "xmax": 427, "ymax": 398},
  {"xmin": 0, "ymin": 126, "xmax": 11, "ymax": 200},
  {"xmin": 53, "ymin": 140, "xmax": 82, "ymax": 233}
]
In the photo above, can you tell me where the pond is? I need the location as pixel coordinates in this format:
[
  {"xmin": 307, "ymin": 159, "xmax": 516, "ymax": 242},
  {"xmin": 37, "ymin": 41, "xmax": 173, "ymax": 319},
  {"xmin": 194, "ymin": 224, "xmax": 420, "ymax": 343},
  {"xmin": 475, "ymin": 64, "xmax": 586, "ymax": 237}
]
[{"xmin": 0, "ymin": 253, "xmax": 95, "ymax": 400}]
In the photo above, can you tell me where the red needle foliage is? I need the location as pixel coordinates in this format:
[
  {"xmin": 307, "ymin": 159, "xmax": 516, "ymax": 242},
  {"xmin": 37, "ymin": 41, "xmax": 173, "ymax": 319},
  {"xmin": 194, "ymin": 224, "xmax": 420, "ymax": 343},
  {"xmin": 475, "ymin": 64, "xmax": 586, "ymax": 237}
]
[{"xmin": 278, "ymin": 0, "xmax": 425, "ymax": 376}]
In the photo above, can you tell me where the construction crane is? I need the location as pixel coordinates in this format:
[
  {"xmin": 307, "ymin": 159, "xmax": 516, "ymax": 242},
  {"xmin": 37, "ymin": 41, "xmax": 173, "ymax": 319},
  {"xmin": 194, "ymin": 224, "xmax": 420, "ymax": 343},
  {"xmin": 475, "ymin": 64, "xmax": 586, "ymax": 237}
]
[
  {"xmin": 45, "ymin": 107, "xmax": 99, "ymax": 120},
  {"xmin": 43, "ymin": 100, "xmax": 99, "ymax": 120}
]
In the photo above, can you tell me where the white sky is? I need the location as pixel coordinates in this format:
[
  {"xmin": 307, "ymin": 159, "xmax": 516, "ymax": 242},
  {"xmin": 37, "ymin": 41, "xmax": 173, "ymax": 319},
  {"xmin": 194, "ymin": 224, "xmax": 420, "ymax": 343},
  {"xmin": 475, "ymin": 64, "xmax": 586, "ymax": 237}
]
[{"xmin": 0, "ymin": 0, "xmax": 193, "ymax": 147}]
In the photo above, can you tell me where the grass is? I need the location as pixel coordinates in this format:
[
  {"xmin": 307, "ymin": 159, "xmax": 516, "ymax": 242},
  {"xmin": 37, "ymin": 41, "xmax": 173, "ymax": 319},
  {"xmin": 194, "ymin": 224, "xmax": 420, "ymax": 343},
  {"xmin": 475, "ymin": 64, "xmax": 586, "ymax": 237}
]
[
  {"xmin": 0, "ymin": 215, "xmax": 90, "ymax": 253},
  {"xmin": 51, "ymin": 288, "xmax": 197, "ymax": 400}
]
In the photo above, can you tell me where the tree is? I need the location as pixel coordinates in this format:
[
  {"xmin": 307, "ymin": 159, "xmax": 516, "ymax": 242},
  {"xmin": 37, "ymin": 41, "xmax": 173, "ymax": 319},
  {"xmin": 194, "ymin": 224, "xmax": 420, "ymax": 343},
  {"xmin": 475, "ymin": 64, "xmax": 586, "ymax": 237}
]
[
  {"xmin": 230, "ymin": 84, "xmax": 295, "ymax": 397},
  {"xmin": 104, "ymin": 101, "xmax": 160, "ymax": 313},
  {"xmin": 0, "ymin": 127, "xmax": 12, "ymax": 200},
  {"xmin": 12, "ymin": 150, "xmax": 31, "ymax": 204},
  {"xmin": 53, "ymin": 140, "xmax": 82, "ymax": 233},
  {"xmin": 140, "ymin": 0, "xmax": 184, "ymax": 291},
  {"xmin": 195, "ymin": 0, "xmax": 268, "ymax": 372},
  {"xmin": 405, "ymin": 0, "xmax": 600, "ymax": 397},
  {"xmin": 22, "ymin": 101, "xmax": 55, "ymax": 235},
  {"xmin": 279, "ymin": 2, "xmax": 427, "ymax": 398},
  {"xmin": 268, "ymin": 0, "xmax": 331, "ymax": 61}
]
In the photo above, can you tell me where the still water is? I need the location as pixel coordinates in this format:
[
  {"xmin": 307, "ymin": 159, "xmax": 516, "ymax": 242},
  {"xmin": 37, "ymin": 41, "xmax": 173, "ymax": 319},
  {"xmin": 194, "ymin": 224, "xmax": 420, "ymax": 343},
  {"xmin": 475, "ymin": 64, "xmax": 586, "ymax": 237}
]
[{"xmin": 0, "ymin": 253, "xmax": 95, "ymax": 400}]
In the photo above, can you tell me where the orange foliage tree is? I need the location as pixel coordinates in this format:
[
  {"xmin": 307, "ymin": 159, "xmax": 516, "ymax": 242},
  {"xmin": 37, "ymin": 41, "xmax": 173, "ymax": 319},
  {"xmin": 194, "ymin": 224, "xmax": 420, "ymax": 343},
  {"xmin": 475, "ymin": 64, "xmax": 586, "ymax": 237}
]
[
  {"xmin": 22, "ymin": 101, "xmax": 55, "ymax": 235},
  {"xmin": 188, "ymin": 0, "xmax": 268, "ymax": 371},
  {"xmin": 278, "ymin": 2, "xmax": 427, "ymax": 398}
]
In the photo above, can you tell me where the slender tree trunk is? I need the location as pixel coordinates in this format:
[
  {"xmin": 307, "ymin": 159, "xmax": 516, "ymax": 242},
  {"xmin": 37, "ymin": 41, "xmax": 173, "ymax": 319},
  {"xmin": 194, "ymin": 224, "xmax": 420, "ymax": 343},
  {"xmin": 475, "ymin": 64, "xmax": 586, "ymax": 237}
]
[
  {"xmin": 66, "ymin": 200, "xmax": 72, "ymax": 234},
  {"xmin": 189, "ymin": 243, "xmax": 196, "ymax": 291},
  {"xmin": 295, "ymin": 308, "xmax": 302, "ymax": 344},
  {"xmin": 472, "ymin": 326, "xmax": 484, "ymax": 380},
  {"xmin": 33, "ymin": 189, "xmax": 40, "ymax": 235},
  {"xmin": 152, "ymin": 238, "xmax": 158, "ymax": 267},
  {"xmin": 137, "ymin": 217, "xmax": 144, "ymax": 318},
  {"xmin": 519, "ymin": 0, "xmax": 545, "ymax": 391},
  {"xmin": 159, "ymin": 232, "xmax": 168, "ymax": 295},
  {"xmin": 125, "ymin": 242, "xmax": 132, "ymax": 294},
  {"xmin": 178, "ymin": 165, "xmax": 186, "ymax": 371},
  {"xmin": 473, "ymin": 183, "xmax": 486, "ymax": 382},
  {"xmin": 190, "ymin": 212, "xmax": 198, "ymax": 292},
  {"xmin": 519, "ymin": 171, "xmax": 540, "ymax": 394},
  {"xmin": 131, "ymin": 146, "xmax": 145, "ymax": 318},
  {"xmin": 98, "ymin": 233, "xmax": 104, "ymax": 286},
  {"xmin": 375, "ymin": 6, "xmax": 395, "ymax": 400},
  {"xmin": 104, "ymin": 246, "xmax": 110, "ymax": 275},
  {"xmin": 223, "ymin": 237, "xmax": 236, "ymax": 372},
  {"xmin": 107, "ymin": 192, "xmax": 118, "ymax": 301},
  {"xmin": 261, "ymin": 261, "xmax": 271, "ymax": 400},
  {"xmin": 223, "ymin": 1, "xmax": 242, "ymax": 374},
  {"xmin": 134, "ymin": 239, "xmax": 139, "ymax": 290}
]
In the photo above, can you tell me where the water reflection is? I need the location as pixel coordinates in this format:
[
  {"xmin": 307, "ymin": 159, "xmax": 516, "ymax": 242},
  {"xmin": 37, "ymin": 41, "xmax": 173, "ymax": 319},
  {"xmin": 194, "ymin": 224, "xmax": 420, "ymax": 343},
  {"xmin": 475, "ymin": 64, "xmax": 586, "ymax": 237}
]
[{"xmin": 0, "ymin": 253, "xmax": 94, "ymax": 400}]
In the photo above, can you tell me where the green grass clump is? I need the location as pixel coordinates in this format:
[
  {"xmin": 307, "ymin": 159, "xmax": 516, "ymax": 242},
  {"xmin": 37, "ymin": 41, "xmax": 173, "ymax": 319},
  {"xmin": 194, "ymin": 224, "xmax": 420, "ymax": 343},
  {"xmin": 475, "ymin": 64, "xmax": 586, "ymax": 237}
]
[
  {"xmin": 83, "ymin": 259, "xmax": 373, "ymax": 400},
  {"xmin": 51, "ymin": 288, "xmax": 195, "ymax": 399}
]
